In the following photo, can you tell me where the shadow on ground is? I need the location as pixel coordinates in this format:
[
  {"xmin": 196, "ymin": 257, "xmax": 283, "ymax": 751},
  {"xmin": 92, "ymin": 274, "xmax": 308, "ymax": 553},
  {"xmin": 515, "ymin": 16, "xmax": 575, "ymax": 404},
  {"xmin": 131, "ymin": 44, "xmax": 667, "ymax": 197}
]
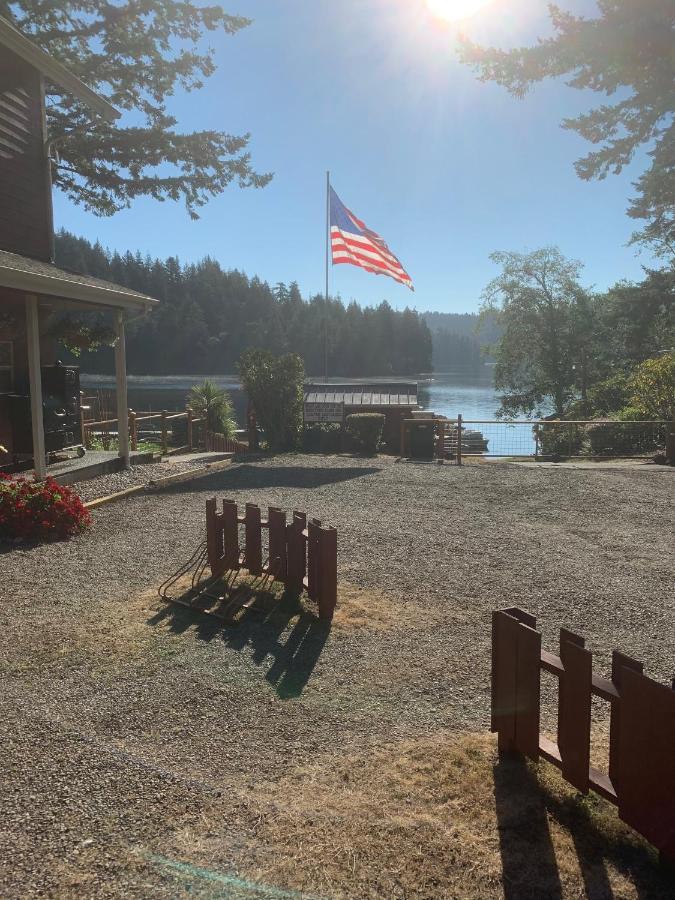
[
  {"xmin": 154, "ymin": 463, "xmax": 383, "ymax": 494},
  {"xmin": 494, "ymin": 752, "xmax": 672, "ymax": 900},
  {"xmin": 149, "ymin": 582, "xmax": 331, "ymax": 699}
]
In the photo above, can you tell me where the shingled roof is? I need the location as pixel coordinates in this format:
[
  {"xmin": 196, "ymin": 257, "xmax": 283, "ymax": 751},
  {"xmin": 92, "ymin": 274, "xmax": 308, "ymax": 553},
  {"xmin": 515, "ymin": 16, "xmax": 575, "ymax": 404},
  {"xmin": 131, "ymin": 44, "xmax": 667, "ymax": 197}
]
[
  {"xmin": 0, "ymin": 250, "xmax": 157, "ymax": 310},
  {"xmin": 304, "ymin": 382, "xmax": 418, "ymax": 407}
]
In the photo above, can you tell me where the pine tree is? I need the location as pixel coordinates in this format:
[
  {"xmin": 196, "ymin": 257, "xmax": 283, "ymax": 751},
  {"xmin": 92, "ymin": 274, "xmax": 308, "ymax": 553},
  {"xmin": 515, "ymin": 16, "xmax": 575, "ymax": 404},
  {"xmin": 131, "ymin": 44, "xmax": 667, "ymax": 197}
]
[
  {"xmin": 3, "ymin": 2, "xmax": 271, "ymax": 218},
  {"xmin": 459, "ymin": 1, "xmax": 675, "ymax": 257}
]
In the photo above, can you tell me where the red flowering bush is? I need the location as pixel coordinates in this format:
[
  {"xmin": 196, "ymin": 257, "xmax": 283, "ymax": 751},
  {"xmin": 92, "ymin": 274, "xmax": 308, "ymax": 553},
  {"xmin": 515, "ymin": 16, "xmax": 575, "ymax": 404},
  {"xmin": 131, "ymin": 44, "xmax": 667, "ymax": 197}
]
[{"xmin": 0, "ymin": 475, "xmax": 91, "ymax": 542}]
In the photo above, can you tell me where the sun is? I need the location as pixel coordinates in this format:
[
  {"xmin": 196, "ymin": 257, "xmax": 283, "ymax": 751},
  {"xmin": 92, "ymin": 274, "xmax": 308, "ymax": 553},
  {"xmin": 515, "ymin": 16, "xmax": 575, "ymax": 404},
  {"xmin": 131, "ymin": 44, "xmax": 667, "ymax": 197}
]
[{"xmin": 426, "ymin": 0, "xmax": 494, "ymax": 23}]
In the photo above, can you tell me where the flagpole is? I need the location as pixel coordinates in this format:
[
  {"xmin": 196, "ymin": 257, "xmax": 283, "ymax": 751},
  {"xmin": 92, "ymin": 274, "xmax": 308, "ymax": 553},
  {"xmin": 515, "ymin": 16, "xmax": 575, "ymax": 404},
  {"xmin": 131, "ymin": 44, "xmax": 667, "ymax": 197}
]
[{"xmin": 324, "ymin": 170, "xmax": 330, "ymax": 382}]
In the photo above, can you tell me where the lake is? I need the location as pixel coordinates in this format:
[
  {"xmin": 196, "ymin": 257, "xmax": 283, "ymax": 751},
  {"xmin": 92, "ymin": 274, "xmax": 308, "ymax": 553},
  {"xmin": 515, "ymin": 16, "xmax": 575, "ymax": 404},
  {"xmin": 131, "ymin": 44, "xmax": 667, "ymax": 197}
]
[
  {"xmin": 80, "ymin": 371, "xmax": 537, "ymax": 456},
  {"xmin": 80, "ymin": 372, "xmax": 503, "ymax": 424}
]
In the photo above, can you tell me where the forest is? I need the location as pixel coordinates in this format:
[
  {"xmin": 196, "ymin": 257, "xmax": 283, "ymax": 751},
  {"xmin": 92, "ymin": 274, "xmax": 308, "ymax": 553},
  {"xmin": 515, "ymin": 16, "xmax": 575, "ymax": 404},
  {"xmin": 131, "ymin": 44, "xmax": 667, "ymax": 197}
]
[{"xmin": 54, "ymin": 231, "xmax": 434, "ymax": 377}]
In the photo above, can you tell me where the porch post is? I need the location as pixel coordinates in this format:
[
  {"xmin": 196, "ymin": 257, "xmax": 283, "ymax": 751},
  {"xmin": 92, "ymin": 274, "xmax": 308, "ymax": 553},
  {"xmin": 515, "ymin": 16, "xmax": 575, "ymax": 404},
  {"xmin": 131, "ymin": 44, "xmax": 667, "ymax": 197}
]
[
  {"xmin": 114, "ymin": 308, "xmax": 130, "ymax": 468},
  {"xmin": 25, "ymin": 294, "xmax": 46, "ymax": 479}
]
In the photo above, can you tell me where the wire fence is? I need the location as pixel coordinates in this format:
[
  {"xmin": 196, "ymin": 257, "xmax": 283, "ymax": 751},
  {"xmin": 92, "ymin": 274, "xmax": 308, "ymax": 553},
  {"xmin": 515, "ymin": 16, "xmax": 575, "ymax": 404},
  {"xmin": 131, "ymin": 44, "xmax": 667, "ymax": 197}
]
[{"xmin": 460, "ymin": 419, "xmax": 670, "ymax": 460}]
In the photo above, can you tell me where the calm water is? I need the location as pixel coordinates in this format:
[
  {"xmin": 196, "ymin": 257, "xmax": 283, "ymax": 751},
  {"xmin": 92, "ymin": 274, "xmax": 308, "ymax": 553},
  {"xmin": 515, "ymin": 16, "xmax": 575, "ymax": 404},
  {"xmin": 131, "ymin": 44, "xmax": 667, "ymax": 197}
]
[
  {"xmin": 80, "ymin": 371, "xmax": 531, "ymax": 454},
  {"xmin": 80, "ymin": 371, "xmax": 502, "ymax": 425}
]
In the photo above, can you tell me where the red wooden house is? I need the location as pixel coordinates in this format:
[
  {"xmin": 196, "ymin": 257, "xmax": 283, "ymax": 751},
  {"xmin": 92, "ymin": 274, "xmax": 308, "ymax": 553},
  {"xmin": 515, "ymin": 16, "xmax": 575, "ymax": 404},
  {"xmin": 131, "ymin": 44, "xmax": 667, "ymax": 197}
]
[{"xmin": 0, "ymin": 15, "xmax": 157, "ymax": 478}]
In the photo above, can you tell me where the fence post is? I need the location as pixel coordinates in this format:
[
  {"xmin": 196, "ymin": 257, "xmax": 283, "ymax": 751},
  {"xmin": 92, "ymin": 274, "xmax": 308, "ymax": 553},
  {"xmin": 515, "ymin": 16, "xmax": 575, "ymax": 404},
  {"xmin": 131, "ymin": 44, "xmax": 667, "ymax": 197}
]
[
  {"xmin": 244, "ymin": 503, "xmax": 262, "ymax": 576},
  {"xmin": 161, "ymin": 410, "xmax": 168, "ymax": 455},
  {"xmin": 286, "ymin": 511, "xmax": 307, "ymax": 592},
  {"xmin": 558, "ymin": 629, "xmax": 592, "ymax": 792},
  {"xmin": 318, "ymin": 526, "xmax": 338, "ymax": 620},
  {"xmin": 534, "ymin": 423, "xmax": 540, "ymax": 462},
  {"xmin": 307, "ymin": 518, "xmax": 321, "ymax": 601},
  {"xmin": 187, "ymin": 408, "xmax": 193, "ymax": 451},
  {"xmin": 435, "ymin": 420, "xmax": 444, "ymax": 459},
  {"xmin": 268, "ymin": 507, "xmax": 287, "ymax": 581},
  {"xmin": 456, "ymin": 414, "xmax": 462, "ymax": 466},
  {"xmin": 129, "ymin": 410, "xmax": 137, "ymax": 451},
  {"xmin": 567, "ymin": 422, "xmax": 573, "ymax": 460},
  {"xmin": 400, "ymin": 418, "xmax": 406, "ymax": 458}
]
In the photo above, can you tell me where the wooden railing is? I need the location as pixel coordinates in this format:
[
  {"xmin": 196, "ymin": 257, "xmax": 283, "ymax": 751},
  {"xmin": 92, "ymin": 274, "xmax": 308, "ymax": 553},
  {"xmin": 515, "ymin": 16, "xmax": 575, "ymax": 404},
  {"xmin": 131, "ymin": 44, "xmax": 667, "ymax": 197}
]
[
  {"xmin": 491, "ymin": 607, "xmax": 675, "ymax": 864},
  {"xmin": 80, "ymin": 400, "xmax": 248, "ymax": 457}
]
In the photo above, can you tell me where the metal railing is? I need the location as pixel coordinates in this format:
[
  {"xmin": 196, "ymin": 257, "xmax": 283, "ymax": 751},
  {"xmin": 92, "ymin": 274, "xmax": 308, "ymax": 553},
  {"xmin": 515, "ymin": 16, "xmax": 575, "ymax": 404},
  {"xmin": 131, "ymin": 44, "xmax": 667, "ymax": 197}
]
[{"xmin": 402, "ymin": 416, "xmax": 673, "ymax": 462}]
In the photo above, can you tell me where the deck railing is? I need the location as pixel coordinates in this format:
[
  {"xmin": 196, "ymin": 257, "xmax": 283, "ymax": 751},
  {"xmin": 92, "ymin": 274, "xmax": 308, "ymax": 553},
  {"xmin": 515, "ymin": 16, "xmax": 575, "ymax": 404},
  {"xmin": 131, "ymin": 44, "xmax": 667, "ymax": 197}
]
[{"xmin": 80, "ymin": 400, "xmax": 248, "ymax": 457}]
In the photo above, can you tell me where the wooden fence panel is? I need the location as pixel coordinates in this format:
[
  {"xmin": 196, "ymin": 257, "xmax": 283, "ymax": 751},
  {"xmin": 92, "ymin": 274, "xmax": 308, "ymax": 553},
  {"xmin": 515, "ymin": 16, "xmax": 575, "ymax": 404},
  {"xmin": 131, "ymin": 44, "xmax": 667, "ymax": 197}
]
[
  {"xmin": 318, "ymin": 526, "xmax": 338, "ymax": 620},
  {"xmin": 286, "ymin": 511, "xmax": 307, "ymax": 591},
  {"xmin": 490, "ymin": 606, "xmax": 675, "ymax": 865},
  {"xmin": 514, "ymin": 623, "xmax": 541, "ymax": 759},
  {"xmin": 306, "ymin": 518, "xmax": 321, "ymax": 601},
  {"xmin": 617, "ymin": 668, "xmax": 675, "ymax": 860},
  {"xmin": 244, "ymin": 503, "xmax": 262, "ymax": 576},
  {"xmin": 267, "ymin": 507, "xmax": 287, "ymax": 580},
  {"xmin": 206, "ymin": 497, "xmax": 226, "ymax": 578},
  {"xmin": 609, "ymin": 650, "xmax": 643, "ymax": 792},
  {"xmin": 558, "ymin": 630, "xmax": 592, "ymax": 792},
  {"xmin": 222, "ymin": 499, "xmax": 239, "ymax": 570}
]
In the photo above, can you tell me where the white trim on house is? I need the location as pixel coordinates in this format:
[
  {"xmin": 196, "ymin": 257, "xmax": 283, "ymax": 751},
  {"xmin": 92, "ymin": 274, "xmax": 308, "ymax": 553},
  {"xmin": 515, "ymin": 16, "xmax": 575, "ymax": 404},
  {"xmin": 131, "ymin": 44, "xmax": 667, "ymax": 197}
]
[
  {"xmin": 0, "ymin": 259, "xmax": 157, "ymax": 311},
  {"xmin": 0, "ymin": 15, "xmax": 119, "ymax": 122}
]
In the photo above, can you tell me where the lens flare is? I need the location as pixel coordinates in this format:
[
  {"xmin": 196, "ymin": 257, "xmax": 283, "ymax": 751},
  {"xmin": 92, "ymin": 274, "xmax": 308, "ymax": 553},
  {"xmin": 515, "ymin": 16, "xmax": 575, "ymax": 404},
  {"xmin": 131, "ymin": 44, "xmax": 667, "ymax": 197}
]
[{"xmin": 426, "ymin": 0, "xmax": 494, "ymax": 23}]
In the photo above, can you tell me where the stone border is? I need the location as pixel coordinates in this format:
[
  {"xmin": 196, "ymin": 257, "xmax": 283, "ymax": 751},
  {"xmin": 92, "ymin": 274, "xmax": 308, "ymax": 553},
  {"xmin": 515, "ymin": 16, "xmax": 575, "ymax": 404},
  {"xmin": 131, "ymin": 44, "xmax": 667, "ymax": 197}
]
[{"xmin": 84, "ymin": 457, "xmax": 235, "ymax": 510}]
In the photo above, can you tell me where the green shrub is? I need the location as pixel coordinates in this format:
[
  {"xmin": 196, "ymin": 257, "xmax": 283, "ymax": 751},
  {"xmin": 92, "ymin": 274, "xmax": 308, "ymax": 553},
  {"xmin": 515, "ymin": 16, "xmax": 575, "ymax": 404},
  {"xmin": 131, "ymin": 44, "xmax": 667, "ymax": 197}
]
[
  {"xmin": 187, "ymin": 380, "xmax": 236, "ymax": 437},
  {"xmin": 302, "ymin": 423, "xmax": 342, "ymax": 453},
  {"xmin": 238, "ymin": 350, "xmax": 305, "ymax": 452},
  {"xmin": 346, "ymin": 413, "xmax": 385, "ymax": 455},
  {"xmin": 537, "ymin": 421, "xmax": 584, "ymax": 458},
  {"xmin": 586, "ymin": 407, "xmax": 665, "ymax": 456}
]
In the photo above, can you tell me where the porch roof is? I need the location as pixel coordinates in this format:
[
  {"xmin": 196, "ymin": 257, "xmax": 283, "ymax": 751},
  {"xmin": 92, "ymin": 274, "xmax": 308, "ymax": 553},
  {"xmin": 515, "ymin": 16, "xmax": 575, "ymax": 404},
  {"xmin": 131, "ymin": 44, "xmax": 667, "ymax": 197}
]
[
  {"xmin": 0, "ymin": 15, "xmax": 119, "ymax": 122},
  {"xmin": 0, "ymin": 249, "xmax": 157, "ymax": 311}
]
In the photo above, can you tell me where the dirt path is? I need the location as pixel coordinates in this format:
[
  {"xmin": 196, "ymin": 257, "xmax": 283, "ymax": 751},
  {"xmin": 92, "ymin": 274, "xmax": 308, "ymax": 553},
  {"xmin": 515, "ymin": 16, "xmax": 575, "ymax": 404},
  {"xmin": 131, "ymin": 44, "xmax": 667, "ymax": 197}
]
[{"xmin": 1, "ymin": 455, "xmax": 673, "ymax": 897}]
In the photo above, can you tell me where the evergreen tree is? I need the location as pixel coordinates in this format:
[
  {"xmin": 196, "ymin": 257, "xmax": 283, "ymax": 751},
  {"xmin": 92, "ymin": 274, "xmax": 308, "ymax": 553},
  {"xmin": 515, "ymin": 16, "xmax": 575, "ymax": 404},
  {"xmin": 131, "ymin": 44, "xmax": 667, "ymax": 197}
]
[
  {"xmin": 3, "ymin": 1, "xmax": 271, "ymax": 217},
  {"xmin": 459, "ymin": 1, "xmax": 675, "ymax": 257}
]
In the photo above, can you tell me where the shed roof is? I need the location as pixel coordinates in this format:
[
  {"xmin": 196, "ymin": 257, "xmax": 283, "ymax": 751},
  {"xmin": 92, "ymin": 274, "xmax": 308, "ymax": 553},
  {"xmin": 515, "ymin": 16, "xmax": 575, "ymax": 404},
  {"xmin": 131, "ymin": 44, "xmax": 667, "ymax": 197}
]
[
  {"xmin": 304, "ymin": 382, "xmax": 418, "ymax": 408},
  {"xmin": 0, "ymin": 15, "xmax": 119, "ymax": 122},
  {"xmin": 0, "ymin": 250, "xmax": 157, "ymax": 310}
]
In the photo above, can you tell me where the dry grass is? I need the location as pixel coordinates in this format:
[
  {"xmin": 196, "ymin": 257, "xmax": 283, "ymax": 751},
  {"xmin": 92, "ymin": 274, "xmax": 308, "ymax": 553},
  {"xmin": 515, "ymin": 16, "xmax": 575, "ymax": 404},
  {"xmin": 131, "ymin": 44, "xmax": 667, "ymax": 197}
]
[
  {"xmin": 165, "ymin": 732, "xmax": 673, "ymax": 900},
  {"xmin": 154, "ymin": 570, "xmax": 418, "ymax": 633}
]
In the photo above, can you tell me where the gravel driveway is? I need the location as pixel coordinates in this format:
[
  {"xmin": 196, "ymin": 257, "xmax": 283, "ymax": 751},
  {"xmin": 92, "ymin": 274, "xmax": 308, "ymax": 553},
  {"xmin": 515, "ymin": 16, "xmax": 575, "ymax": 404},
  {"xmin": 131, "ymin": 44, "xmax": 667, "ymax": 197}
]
[{"xmin": 1, "ymin": 454, "xmax": 673, "ymax": 897}]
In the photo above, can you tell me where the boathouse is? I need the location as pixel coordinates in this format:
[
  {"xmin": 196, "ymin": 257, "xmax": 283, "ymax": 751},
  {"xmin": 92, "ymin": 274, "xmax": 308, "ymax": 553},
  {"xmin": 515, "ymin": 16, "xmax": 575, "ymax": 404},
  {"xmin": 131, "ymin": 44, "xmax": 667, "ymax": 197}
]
[
  {"xmin": 0, "ymin": 16, "xmax": 157, "ymax": 478},
  {"xmin": 303, "ymin": 382, "xmax": 419, "ymax": 450}
]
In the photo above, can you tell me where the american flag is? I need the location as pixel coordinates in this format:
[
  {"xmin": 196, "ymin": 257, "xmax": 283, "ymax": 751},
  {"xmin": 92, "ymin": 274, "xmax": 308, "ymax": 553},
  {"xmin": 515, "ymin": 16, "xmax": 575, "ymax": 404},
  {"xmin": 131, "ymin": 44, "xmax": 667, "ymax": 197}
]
[{"xmin": 329, "ymin": 187, "xmax": 414, "ymax": 291}]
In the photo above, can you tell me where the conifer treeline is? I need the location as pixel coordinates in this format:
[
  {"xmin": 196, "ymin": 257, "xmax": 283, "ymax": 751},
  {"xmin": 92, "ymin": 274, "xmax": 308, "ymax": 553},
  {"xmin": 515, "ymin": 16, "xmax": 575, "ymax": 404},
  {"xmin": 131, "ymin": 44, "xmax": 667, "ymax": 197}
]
[{"xmin": 54, "ymin": 231, "xmax": 433, "ymax": 376}]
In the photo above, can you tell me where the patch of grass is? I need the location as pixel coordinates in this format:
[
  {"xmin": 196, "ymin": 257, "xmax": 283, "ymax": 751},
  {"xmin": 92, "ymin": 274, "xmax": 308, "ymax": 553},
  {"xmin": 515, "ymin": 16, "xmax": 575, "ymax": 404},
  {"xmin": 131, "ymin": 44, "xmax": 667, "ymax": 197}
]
[{"xmin": 202, "ymin": 733, "xmax": 672, "ymax": 900}]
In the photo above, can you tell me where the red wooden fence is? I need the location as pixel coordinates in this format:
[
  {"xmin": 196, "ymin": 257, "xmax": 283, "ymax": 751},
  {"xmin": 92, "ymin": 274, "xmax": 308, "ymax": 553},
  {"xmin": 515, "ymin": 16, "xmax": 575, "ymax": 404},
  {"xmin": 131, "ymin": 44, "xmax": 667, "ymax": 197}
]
[
  {"xmin": 206, "ymin": 499, "xmax": 337, "ymax": 620},
  {"xmin": 491, "ymin": 607, "xmax": 675, "ymax": 863},
  {"xmin": 205, "ymin": 430, "xmax": 248, "ymax": 454}
]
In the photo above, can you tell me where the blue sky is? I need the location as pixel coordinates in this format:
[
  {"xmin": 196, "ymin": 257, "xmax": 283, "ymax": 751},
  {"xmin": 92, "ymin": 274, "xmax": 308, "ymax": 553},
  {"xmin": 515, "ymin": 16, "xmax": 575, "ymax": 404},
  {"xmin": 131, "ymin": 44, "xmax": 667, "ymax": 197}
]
[{"xmin": 53, "ymin": 0, "xmax": 656, "ymax": 313}]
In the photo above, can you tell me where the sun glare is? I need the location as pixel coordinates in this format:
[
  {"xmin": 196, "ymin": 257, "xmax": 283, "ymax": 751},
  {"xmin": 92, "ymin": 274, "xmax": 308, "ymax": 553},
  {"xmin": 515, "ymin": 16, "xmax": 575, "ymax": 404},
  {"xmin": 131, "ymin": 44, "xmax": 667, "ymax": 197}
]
[{"xmin": 426, "ymin": 0, "xmax": 494, "ymax": 23}]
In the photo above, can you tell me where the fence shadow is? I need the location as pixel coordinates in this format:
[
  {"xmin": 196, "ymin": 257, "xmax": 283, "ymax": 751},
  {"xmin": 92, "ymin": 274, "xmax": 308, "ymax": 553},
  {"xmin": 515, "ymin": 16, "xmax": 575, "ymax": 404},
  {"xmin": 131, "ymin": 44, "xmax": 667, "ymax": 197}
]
[
  {"xmin": 154, "ymin": 463, "xmax": 382, "ymax": 494},
  {"xmin": 494, "ymin": 752, "xmax": 673, "ymax": 900},
  {"xmin": 149, "ymin": 585, "xmax": 330, "ymax": 700}
]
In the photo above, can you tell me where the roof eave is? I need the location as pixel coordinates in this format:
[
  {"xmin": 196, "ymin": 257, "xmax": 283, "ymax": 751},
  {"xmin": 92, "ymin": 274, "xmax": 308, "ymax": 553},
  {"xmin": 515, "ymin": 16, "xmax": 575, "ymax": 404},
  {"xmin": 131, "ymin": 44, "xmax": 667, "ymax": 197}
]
[
  {"xmin": 0, "ymin": 16, "xmax": 120, "ymax": 122},
  {"xmin": 0, "ymin": 263, "xmax": 157, "ymax": 312}
]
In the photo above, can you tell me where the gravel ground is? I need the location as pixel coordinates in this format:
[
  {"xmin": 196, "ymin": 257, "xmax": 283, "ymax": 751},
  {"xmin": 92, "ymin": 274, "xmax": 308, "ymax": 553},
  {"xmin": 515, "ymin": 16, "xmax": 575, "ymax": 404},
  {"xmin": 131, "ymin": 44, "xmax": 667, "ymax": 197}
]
[
  {"xmin": 74, "ymin": 455, "xmax": 229, "ymax": 502},
  {"xmin": 1, "ymin": 454, "xmax": 673, "ymax": 897}
]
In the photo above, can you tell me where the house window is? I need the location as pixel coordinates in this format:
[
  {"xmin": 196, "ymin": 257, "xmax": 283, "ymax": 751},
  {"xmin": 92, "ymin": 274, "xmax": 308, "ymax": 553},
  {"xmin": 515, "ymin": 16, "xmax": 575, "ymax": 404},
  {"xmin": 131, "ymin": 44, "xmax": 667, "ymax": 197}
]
[{"xmin": 0, "ymin": 342, "xmax": 13, "ymax": 392}]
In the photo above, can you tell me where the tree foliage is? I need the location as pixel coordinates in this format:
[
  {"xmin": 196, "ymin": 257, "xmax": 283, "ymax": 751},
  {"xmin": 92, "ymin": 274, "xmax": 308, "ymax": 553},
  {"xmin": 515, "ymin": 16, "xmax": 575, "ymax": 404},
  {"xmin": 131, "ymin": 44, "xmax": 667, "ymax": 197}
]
[
  {"xmin": 2, "ymin": 1, "xmax": 271, "ymax": 216},
  {"xmin": 481, "ymin": 247, "xmax": 591, "ymax": 416},
  {"xmin": 459, "ymin": 1, "xmax": 675, "ymax": 256},
  {"xmin": 54, "ymin": 231, "xmax": 433, "ymax": 376},
  {"xmin": 628, "ymin": 353, "xmax": 675, "ymax": 420},
  {"xmin": 237, "ymin": 349, "xmax": 304, "ymax": 452}
]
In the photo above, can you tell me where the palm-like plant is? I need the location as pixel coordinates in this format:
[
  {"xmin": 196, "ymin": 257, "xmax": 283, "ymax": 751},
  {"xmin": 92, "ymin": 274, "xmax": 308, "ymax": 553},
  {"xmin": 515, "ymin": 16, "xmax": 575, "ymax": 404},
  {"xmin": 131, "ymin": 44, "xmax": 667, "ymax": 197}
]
[{"xmin": 188, "ymin": 381, "xmax": 236, "ymax": 437}]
